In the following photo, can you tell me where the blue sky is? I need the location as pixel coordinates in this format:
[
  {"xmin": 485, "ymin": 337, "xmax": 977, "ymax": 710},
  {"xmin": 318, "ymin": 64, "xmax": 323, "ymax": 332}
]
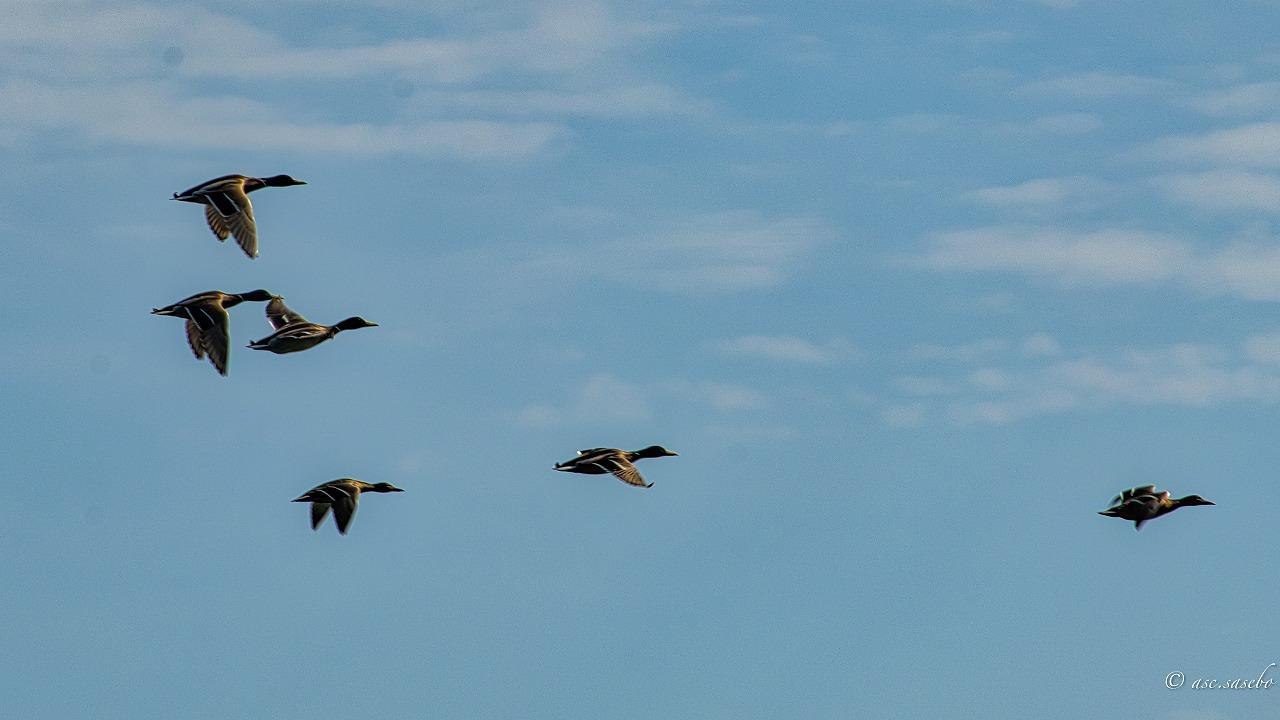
[{"xmin": 4, "ymin": 1, "xmax": 1280, "ymax": 718}]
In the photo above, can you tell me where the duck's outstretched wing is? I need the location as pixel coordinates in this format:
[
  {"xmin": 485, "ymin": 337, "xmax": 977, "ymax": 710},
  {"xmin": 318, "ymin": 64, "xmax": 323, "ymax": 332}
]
[
  {"xmin": 199, "ymin": 315, "xmax": 231, "ymax": 376},
  {"xmin": 197, "ymin": 179, "xmax": 258, "ymax": 258},
  {"xmin": 184, "ymin": 320, "xmax": 205, "ymax": 360},
  {"xmin": 176, "ymin": 302, "xmax": 230, "ymax": 375},
  {"xmin": 1110, "ymin": 485, "xmax": 1158, "ymax": 507},
  {"xmin": 204, "ymin": 204, "xmax": 230, "ymax": 242},
  {"xmin": 601, "ymin": 457, "xmax": 651, "ymax": 488},
  {"xmin": 332, "ymin": 493, "xmax": 359, "ymax": 534},
  {"xmin": 265, "ymin": 296, "xmax": 308, "ymax": 330},
  {"xmin": 310, "ymin": 503, "xmax": 332, "ymax": 530}
]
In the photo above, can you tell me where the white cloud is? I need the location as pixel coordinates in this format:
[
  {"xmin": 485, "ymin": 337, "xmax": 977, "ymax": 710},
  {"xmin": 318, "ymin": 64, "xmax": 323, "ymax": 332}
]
[
  {"xmin": 882, "ymin": 403, "xmax": 926, "ymax": 428},
  {"xmin": 994, "ymin": 113, "xmax": 1103, "ymax": 135},
  {"xmin": 914, "ymin": 224, "xmax": 1280, "ymax": 301},
  {"xmin": 516, "ymin": 373, "xmax": 653, "ymax": 428},
  {"xmin": 893, "ymin": 376, "xmax": 955, "ymax": 396},
  {"xmin": 0, "ymin": 79, "xmax": 562, "ymax": 158},
  {"xmin": 1154, "ymin": 170, "xmax": 1280, "ymax": 212},
  {"xmin": 1020, "ymin": 71, "xmax": 1178, "ymax": 98},
  {"xmin": 1022, "ymin": 333, "xmax": 1062, "ymax": 357},
  {"xmin": 0, "ymin": 1, "xmax": 696, "ymax": 158},
  {"xmin": 918, "ymin": 226, "xmax": 1191, "ymax": 285},
  {"xmin": 407, "ymin": 84, "xmax": 710, "ymax": 119},
  {"xmin": 962, "ymin": 176, "xmax": 1107, "ymax": 210},
  {"xmin": 1186, "ymin": 81, "xmax": 1280, "ymax": 117},
  {"xmin": 1141, "ymin": 123, "xmax": 1280, "ymax": 167},
  {"xmin": 718, "ymin": 335, "xmax": 847, "ymax": 364},
  {"xmin": 689, "ymin": 382, "xmax": 768, "ymax": 411},
  {"xmin": 892, "ymin": 339, "xmax": 1280, "ymax": 425},
  {"xmin": 515, "ymin": 373, "xmax": 766, "ymax": 428},
  {"xmin": 1243, "ymin": 331, "xmax": 1280, "ymax": 364},
  {"xmin": 909, "ymin": 339, "xmax": 1009, "ymax": 362},
  {"xmin": 598, "ymin": 211, "xmax": 834, "ymax": 293}
]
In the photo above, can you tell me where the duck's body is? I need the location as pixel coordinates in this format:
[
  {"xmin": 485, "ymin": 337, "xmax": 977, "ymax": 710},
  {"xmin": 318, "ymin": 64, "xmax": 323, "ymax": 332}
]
[
  {"xmin": 173, "ymin": 173, "xmax": 306, "ymax": 258},
  {"xmin": 150, "ymin": 289, "xmax": 273, "ymax": 375},
  {"xmin": 1098, "ymin": 485, "xmax": 1214, "ymax": 530},
  {"xmin": 554, "ymin": 445, "xmax": 678, "ymax": 488},
  {"xmin": 246, "ymin": 296, "xmax": 378, "ymax": 354},
  {"xmin": 293, "ymin": 478, "xmax": 404, "ymax": 534}
]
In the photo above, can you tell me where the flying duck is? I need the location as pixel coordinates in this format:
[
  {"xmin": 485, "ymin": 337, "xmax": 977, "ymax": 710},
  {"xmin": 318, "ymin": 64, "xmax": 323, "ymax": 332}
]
[
  {"xmin": 1098, "ymin": 485, "xmax": 1214, "ymax": 530},
  {"xmin": 554, "ymin": 446, "xmax": 678, "ymax": 488},
  {"xmin": 246, "ymin": 296, "xmax": 378, "ymax": 354},
  {"xmin": 150, "ymin": 289, "xmax": 273, "ymax": 375},
  {"xmin": 293, "ymin": 478, "xmax": 404, "ymax": 535},
  {"xmin": 173, "ymin": 174, "xmax": 306, "ymax": 258}
]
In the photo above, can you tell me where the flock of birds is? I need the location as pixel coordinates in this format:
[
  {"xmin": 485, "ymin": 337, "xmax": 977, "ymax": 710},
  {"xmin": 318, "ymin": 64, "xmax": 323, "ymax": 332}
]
[
  {"xmin": 151, "ymin": 173, "xmax": 680, "ymax": 534},
  {"xmin": 153, "ymin": 173, "xmax": 1210, "ymax": 534}
]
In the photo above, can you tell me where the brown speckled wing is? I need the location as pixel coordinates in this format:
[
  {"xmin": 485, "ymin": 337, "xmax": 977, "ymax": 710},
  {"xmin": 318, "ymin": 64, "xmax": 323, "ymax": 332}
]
[
  {"xmin": 332, "ymin": 493, "xmax": 359, "ymax": 534},
  {"xmin": 310, "ymin": 503, "xmax": 332, "ymax": 531},
  {"xmin": 184, "ymin": 320, "xmax": 205, "ymax": 360},
  {"xmin": 199, "ymin": 316, "xmax": 231, "ymax": 376},
  {"xmin": 606, "ymin": 458, "xmax": 651, "ymax": 488},
  {"xmin": 265, "ymin": 296, "xmax": 307, "ymax": 330},
  {"xmin": 203, "ymin": 204, "xmax": 230, "ymax": 242}
]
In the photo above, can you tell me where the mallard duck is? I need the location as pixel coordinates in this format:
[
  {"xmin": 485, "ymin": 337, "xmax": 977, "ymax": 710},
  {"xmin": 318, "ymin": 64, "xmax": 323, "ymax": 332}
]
[
  {"xmin": 246, "ymin": 296, "xmax": 378, "ymax": 354},
  {"xmin": 150, "ymin": 289, "xmax": 273, "ymax": 375},
  {"xmin": 1098, "ymin": 485, "xmax": 1214, "ymax": 530},
  {"xmin": 172, "ymin": 174, "xmax": 306, "ymax": 258},
  {"xmin": 553, "ymin": 446, "xmax": 678, "ymax": 488},
  {"xmin": 293, "ymin": 478, "xmax": 404, "ymax": 535}
]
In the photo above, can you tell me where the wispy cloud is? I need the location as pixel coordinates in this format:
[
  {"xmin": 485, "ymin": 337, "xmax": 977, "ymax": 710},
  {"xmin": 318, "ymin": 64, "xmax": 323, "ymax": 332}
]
[
  {"xmin": 0, "ymin": 1, "xmax": 695, "ymax": 159},
  {"xmin": 889, "ymin": 338, "xmax": 1280, "ymax": 425},
  {"xmin": 1185, "ymin": 81, "xmax": 1280, "ymax": 117},
  {"xmin": 908, "ymin": 339, "xmax": 1009, "ymax": 362},
  {"xmin": 993, "ymin": 113, "xmax": 1103, "ymax": 136},
  {"xmin": 916, "ymin": 226, "xmax": 1191, "ymax": 285},
  {"xmin": 514, "ymin": 372, "xmax": 765, "ymax": 427},
  {"xmin": 1154, "ymin": 170, "xmax": 1280, "ymax": 212},
  {"xmin": 593, "ymin": 211, "xmax": 834, "ymax": 293},
  {"xmin": 962, "ymin": 176, "xmax": 1110, "ymax": 211},
  {"xmin": 0, "ymin": 79, "xmax": 562, "ymax": 158},
  {"xmin": 1140, "ymin": 122, "xmax": 1280, "ymax": 167},
  {"xmin": 913, "ymin": 224, "xmax": 1280, "ymax": 301},
  {"xmin": 1020, "ymin": 71, "xmax": 1178, "ymax": 98},
  {"xmin": 718, "ymin": 335, "xmax": 850, "ymax": 364}
]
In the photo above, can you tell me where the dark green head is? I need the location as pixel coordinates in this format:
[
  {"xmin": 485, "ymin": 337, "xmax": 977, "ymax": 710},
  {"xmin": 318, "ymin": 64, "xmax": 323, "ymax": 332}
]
[
  {"xmin": 334, "ymin": 316, "xmax": 378, "ymax": 331},
  {"xmin": 369, "ymin": 482, "xmax": 404, "ymax": 493},
  {"xmin": 235, "ymin": 289, "xmax": 274, "ymax": 302},
  {"xmin": 1176, "ymin": 494, "xmax": 1214, "ymax": 507},
  {"xmin": 262, "ymin": 174, "xmax": 307, "ymax": 187},
  {"xmin": 634, "ymin": 445, "xmax": 679, "ymax": 459}
]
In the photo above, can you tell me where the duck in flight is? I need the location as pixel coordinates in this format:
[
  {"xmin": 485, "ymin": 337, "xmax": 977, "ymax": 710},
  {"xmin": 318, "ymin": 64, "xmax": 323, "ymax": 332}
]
[
  {"xmin": 246, "ymin": 295, "xmax": 378, "ymax": 354},
  {"xmin": 1098, "ymin": 485, "xmax": 1214, "ymax": 530},
  {"xmin": 150, "ymin": 289, "xmax": 273, "ymax": 375},
  {"xmin": 293, "ymin": 478, "xmax": 404, "ymax": 535},
  {"xmin": 554, "ymin": 446, "xmax": 678, "ymax": 488},
  {"xmin": 173, "ymin": 174, "xmax": 306, "ymax": 259}
]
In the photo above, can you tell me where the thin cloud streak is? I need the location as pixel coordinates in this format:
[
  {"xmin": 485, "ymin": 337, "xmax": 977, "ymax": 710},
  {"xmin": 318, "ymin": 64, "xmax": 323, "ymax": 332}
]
[
  {"xmin": 0, "ymin": 80, "xmax": 563, "ymax": 158},
  {"xmin": 889, "ymin": 339, "xmax": 1280, "ymax": 426},
  {"xmin": 719, "ymin": 335, "xmax": 847, "ymax": 364},
  {"xmin": 913, "ymin": 224, "xmax": 1280, "ymax": 301}
]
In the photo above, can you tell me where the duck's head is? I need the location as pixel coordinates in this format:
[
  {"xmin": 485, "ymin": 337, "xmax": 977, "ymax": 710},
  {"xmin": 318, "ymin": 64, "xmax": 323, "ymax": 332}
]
[
  {"xmin": 263, "ymin": 174, "xmax": 307, "ymax": 187},
  {"xmin": 369, "ymin": 482, "xmax": 404, "ymax": 493},
  {"xmin": 334, "ymin": 316, "xmax": 379, "ymax": 331},
  {"xmin": 236, "ymin": 289, "xmax": 274, "ymax": 302},
  {"xmin": 635, "ymin": 445, "xmax": 679, "ymax": 459},
  {"xmin": 1176, "ymin": 494, "xmax": 1214, "ymax": 507}
]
